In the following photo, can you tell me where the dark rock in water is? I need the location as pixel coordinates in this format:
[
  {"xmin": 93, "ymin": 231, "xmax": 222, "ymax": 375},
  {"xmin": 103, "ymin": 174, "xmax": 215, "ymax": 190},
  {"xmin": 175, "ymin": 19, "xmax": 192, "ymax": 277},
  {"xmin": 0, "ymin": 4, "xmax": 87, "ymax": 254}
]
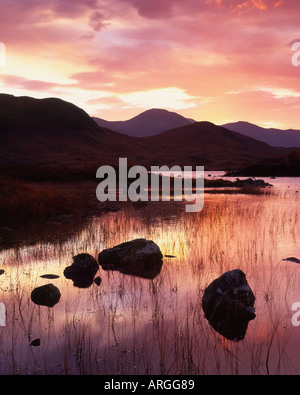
[
  {"xmin": 283, "ymin": 257, "xmax": 300, "ymax": 264},
  {"xmin": 234, "ymin": 178, "xmax": 272, "ymax": 188},
  {"xmin": 31, "ymin": 284, "xmax": 61, "ymax": 307},
  {"xmin": 40, "ymin": 274, "xmax": 60, "ymax": 279},
  {"xmin": 98, "ymin": 238, "xmax": 163, "ymax": 279},
  {"xmin": 202, "ymin": 269, "xmax": 256, "ymax": 341},
  {"xmin": 164, "ymin": 254, "xmax": 176, "ymax": 258},
  {"xmin": 0, "ymin": 269, "xmax": 4, "ymax": 276},
  {"xmin": 93, "ymin": 276, "xmax": 102, "ymax": 286},
  {"xmin": 64, "ymin": 253, "xmax": 99, "ymax": 288},
  {"xmin": 29, "ymin": 338, "xmax": 40, "ymax": 347}
]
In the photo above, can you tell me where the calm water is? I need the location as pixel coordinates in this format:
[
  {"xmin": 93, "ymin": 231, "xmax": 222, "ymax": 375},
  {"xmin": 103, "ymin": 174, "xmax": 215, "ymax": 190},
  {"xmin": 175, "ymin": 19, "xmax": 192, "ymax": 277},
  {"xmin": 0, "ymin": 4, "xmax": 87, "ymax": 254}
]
[{"xmin": 0, "ymin": 179, "xmax": 300, "ymax": 375}]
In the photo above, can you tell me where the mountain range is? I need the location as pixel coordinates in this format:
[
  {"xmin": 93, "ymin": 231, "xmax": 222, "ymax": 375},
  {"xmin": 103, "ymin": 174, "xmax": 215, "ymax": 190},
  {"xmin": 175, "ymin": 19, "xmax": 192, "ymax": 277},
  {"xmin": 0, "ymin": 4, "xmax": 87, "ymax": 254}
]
[
  {"xmin": 0, "ymin": 94, "xmax": 297, "ymax": 171},
  {"xmin": 223, "ymin": 121, "xmax": 300, "ymax": 148},
  {"xmin": 94, "ymin": 109, "xmax": 300, "ymax": 148},
  {"xmin": 93, "ymin": 109, "xmax": 196, "ymax": 138}
]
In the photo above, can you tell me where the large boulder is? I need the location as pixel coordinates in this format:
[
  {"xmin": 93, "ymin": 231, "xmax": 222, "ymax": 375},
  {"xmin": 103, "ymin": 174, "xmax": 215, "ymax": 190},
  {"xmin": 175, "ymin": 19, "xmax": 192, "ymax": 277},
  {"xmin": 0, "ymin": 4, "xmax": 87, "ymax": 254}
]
[
  {"xmin": 98, "ymin": 239, "xmax": 163, "ymax": 279},
  {"xmin": 202, "ymin": 269, "xmax": 256, "ymax": 341},
  {"xmin": 31, "ymin": 283, "xmax": 61, "ymax": 307},
  {"xmin": 64, "ymin": 253, "xmax": 99, "ymax": 288}
]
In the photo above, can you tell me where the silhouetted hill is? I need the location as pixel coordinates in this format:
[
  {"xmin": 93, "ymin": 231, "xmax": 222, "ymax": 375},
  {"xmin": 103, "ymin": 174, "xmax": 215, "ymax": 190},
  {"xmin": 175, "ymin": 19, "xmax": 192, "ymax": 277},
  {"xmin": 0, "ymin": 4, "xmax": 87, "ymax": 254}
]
[
  {"xmin": 0, "ymin": 94, "xmax": 296, "ymax": 175},
  {"xmin": 144, "ymin": 121, "xmax": 290, "ymax": 170},
  {"xmin": 0, "ymin": 94, "xmax": 150, "ymax": 168},
  {"xmin": 93, "ymin": 108, "xmax": 195, "ymax": 137},
  {"xmin": 223, "ymin": 121, "xmax": 300, "ymax": 148}
]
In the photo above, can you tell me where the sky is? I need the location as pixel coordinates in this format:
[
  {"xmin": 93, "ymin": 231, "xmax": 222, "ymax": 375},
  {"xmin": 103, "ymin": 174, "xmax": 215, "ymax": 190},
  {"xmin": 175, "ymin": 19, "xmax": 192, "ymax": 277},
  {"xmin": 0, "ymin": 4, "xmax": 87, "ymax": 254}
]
[{"xmin": 0, "ymin": 0, "xmax": 300, "ymax": 129}]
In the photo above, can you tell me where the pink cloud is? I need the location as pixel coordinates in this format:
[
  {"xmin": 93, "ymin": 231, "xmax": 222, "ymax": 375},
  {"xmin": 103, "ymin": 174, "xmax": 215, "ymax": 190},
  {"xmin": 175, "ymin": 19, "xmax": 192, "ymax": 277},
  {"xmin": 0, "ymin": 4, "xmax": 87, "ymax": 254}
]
[
  {"xmin": 0, "ymin": 75, "xmax": 72, "ymax": 91},
  {"xmin": 0, "ymin": 0, "xmax": 300, "ymax": 127}
]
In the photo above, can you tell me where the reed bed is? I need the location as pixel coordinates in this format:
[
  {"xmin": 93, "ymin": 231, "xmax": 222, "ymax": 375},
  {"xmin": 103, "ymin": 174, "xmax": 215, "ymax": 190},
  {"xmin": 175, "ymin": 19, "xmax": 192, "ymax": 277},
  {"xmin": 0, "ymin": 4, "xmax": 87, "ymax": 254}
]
[{"xmin": 0, "ymin": 187, "xmax": 299, "ymax": 375}]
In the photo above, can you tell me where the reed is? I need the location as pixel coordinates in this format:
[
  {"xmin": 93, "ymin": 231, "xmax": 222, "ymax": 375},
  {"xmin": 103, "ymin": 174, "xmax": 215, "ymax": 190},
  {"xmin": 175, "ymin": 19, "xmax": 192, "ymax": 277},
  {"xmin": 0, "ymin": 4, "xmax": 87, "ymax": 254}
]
[{"xmin": 0, "ymin": 186, "xmax": 299, "ymax": 374}]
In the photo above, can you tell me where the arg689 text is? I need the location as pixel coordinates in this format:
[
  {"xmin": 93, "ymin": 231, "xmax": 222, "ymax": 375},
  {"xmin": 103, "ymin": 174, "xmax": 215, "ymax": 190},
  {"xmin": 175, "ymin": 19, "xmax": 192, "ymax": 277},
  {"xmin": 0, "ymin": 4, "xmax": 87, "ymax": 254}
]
[{"xmin": 147, "ymin": 380, "xmax": 195, "ymax": 390}]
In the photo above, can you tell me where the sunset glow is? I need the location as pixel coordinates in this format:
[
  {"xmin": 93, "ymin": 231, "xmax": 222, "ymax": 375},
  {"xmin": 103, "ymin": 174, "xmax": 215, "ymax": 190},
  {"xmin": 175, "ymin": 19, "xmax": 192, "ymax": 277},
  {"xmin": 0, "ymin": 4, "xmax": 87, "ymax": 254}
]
[{"xmin": 0, "ymin": 0, "xmax": 300, "ymax": 127}]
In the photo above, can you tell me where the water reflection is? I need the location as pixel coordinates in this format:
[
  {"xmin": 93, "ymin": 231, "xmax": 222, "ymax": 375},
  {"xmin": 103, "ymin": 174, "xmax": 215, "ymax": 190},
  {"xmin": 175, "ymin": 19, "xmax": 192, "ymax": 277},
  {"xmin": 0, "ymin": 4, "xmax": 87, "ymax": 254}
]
[{"xmin": 0, "ymin": 188, "xmax": 299, "ymax": 374}]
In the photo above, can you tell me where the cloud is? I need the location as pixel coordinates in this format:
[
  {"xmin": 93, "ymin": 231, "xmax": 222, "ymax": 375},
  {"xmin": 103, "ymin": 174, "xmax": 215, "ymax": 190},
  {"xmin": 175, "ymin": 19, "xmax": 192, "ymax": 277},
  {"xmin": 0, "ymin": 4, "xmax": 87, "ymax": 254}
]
[
  {"xmin": 119, "ymin": 88, "xmax": 198, "ymax": 110},
  {"xmin": 1, "ymin": 0, "xmax": 300, "ymax": 128},
  {"xmin": 0, "ymin": 75, "xmax": 72, "ymax": 91},
  {"xmin": 69, "ymin": 71, "xmax": 114, "ymax": 90},
  {"xmin": 89, "ymin": 11, "xmax": 108, "ymax": 31}
]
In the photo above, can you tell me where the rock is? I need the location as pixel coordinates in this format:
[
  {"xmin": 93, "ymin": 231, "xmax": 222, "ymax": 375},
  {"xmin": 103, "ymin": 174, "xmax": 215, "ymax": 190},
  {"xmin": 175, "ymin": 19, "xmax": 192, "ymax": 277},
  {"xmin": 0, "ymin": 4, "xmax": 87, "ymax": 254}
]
[
  {"xmin": 234, "ymin": 178, "xmax": 272, "ymax": 188},
  {"xmin": 164, "ymin": 254, "xmax": 176, "ymax": 258},
  {"xmin": 98, "ymin": 238, "xmax": 163, "ymax": 279},
  {"xmin": 40, "ymin": 274, "xmax": 60, "ymax": 279},
  {"xmin": 283, "ymin": 257, "xmax": 300, "ymax": 264},
  {"xmin": 64, "ymin": 253, "xmax": 99, "ymax": 288},
  {"xmin": 93, "ymin": 276, "xmax": 102, "ymax": 286},
  {"xmin": 0, "ymin": 269, "xmax": 4, "ymax": 276},
  {"xmin": 202, "ymin": 269, "xmax": 256, "ymax": 341},
  {"xmin": 31, "ymin": 284, "xmax": 61, "ymax": 307},
  {"xmin": 29, "ymin": 338, "xmax": 40, "ymax": 347}
]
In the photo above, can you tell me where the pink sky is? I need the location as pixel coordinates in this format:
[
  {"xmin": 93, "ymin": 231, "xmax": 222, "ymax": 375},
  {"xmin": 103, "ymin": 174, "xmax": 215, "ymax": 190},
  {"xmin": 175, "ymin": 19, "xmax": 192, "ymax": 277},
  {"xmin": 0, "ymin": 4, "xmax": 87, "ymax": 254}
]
[{"xmin": 0, "ymin": 0, "xmax": 300, "ymax": 128}]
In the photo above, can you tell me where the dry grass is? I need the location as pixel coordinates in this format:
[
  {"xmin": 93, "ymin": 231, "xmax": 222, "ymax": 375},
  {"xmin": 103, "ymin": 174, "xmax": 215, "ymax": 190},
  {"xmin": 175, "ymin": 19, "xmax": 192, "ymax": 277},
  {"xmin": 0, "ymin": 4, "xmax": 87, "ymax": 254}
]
[
  {"xmin": 0, "ymin": 179, "xmax": 100, "ymax": 227},
  {"xmin": 0, "ymin": 187, "xmax": 299, "ymax": 375}
]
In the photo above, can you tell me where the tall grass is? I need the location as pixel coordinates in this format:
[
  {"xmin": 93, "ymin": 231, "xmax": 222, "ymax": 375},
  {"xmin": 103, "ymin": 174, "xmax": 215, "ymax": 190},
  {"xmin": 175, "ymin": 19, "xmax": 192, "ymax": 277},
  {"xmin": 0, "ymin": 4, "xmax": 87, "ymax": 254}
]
[
  {"xmin": 0, "ymin": 179, "xmax": 101, "ymax": 228},
  {"xmin": 0, "ymin": 188, "xmax": 299, "ymax": 374}
]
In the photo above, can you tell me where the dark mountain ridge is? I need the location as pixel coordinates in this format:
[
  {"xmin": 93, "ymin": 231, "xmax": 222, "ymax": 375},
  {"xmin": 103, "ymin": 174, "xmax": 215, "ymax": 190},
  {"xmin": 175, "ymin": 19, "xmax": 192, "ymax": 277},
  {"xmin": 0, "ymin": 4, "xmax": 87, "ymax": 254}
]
[
  {"xmin": 93, "ymin": 108, "xmax": 195, "ymax": 137},
  {"xmin": 223, "ymin": 121, "xmax": 300, "ymax": 148},
  {"xmin": 0, "ymin": 94, "xmax": 297, "ymax": 172}
]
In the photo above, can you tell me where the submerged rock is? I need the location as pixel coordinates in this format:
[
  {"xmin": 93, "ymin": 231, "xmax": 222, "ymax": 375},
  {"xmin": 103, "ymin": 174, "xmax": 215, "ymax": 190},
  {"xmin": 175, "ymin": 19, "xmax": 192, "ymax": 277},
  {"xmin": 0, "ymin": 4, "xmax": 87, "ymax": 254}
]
[
  {"xmin": 283, "ymin": 257, "xmax": 300, "ymax": 264},
  {"xmin": 40, "ymin": 274, "xmax": 60, "ymax": 279},
  {"xmin": 98, "ymin": 238, "xmax": 163, "ymax": 279},
  {"xmin": 31, "ymin": 284, "xmax": 61, "ymax": 307},
  {"xmin": 29, "ymin": 338, "xmax": 41, "ymax": 347},
  {"xmin": 64, "ymin": 253, "xmax": 99, "ymax": 288},
  {"xmin": 93, "ymin": 276, "xmax": 102, "ymax": 286},
  {"xmin": 202, "ymin": 269, "xmax": 256, "ymax": 341}
]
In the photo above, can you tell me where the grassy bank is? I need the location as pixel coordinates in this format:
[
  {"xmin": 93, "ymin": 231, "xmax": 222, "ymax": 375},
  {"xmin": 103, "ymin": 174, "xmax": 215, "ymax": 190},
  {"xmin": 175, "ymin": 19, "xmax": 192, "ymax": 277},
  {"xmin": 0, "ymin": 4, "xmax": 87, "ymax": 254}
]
[
  {"xmin": 0, "ymin": 164, "xmax": 271, "ymax": 231},
  {"xmin": 0, "ymin": 178, "xmax": 101, "ymax": 228}
]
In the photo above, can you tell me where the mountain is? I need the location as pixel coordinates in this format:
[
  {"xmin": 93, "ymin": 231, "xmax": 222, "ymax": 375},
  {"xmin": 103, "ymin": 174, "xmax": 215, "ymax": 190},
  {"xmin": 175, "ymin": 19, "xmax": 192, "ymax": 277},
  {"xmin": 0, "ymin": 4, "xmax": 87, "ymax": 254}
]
[
  {"xmin": 0, "ymin": 94, "xmax": 150, "ymax": 168},
  {"xmin": 93, "ymin": 108, "xmax": 196, "ymax": 137},
  {"xmin": 144, "ymin": 122, "xmax": 289, "ymax": 170},
  {"xmin": 0, "ymin": 94, "xmax": 296, "ymax": 172},
  {"xmin": 223, "ymin": 121, "xmax": 300, "ymax": 148}
]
